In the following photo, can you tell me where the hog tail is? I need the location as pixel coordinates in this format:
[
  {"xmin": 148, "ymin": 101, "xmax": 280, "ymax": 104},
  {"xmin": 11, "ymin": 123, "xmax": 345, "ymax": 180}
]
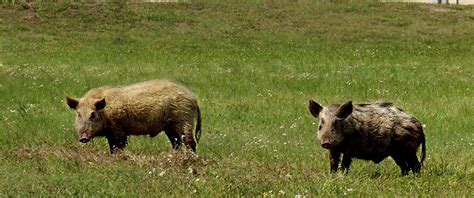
[
  {"xmin": 195, "ymin": 104, "xmax": 201, "ymax": 143},
  {"xmin": 420, "ymin": 129, "xmax": 426, "ymax": 166}
]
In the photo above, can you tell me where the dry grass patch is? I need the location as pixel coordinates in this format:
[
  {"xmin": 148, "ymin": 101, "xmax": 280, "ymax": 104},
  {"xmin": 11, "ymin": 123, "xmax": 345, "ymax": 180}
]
[{"xmin": 13, "ymin": 144, "xmax": 213, "ymax": 172}]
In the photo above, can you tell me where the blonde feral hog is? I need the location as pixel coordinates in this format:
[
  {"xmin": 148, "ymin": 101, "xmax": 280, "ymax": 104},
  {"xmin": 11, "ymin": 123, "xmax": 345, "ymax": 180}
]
[
  {"xmin": 66, "ymin": 80, "xmax": 201, "ymax": 153},
  {"xmin": 308, "ymin": 100, "xmax": 426, "ymax": 176}
]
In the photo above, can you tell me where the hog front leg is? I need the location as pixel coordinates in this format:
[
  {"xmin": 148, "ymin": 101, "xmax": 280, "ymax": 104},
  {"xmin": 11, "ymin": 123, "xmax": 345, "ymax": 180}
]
[
  {"xmin": 341, "ymin": 154, "xmax": 352, "ymax": 173},
  {"xmin": 106, "ymin": 131, "xmax": 128, "ymax": 154},
  {"xmin": 329, "ymin": 150, "xmax": 341, "ymax": 173}
]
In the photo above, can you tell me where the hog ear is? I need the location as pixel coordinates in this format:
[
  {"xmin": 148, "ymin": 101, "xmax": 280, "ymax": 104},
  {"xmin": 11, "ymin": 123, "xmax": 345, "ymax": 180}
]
[
  {"xmin": 308, "ymin": 100, "xmax": 322, "ymax": 118},
  {"xmin": 94, "ymin": 98, "xmax": 106, "ymax": 111},
  {"xmin": 66, "ymin": 97, "xmax": 79, "ymax": 109},
  {"xmin": 336, "ymin": 101, "xmax": 353, "ymax": 119}
]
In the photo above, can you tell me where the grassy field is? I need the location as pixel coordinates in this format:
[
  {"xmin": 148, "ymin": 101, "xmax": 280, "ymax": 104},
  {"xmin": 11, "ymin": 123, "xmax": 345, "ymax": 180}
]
[{"xmin": 0, "ymin": 1, "xmax": 473, "ymax": 196}]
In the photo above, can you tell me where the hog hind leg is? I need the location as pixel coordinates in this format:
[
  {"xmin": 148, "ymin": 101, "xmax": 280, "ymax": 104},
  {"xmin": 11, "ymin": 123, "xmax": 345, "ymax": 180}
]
[
  {"xmin": 171, "ymin": 121, "xmax": 197, "ymax": 153},
  {"xmin": 391, "ymin": 153, "xmax": 410, "ymax": 176},
  {"xmin": 182, "ymin": 123, "xmax": 197, "ymax": 153},
  {"xmin": 407, "ymin": 152, "xmax": 421, "ymax": 174},
  {"xmin": 164, "ymin": 126, "xmax": 183, "ymax": 150}
]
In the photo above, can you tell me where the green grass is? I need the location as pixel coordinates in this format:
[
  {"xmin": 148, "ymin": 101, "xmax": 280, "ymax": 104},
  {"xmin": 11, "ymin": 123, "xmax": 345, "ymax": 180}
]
[{"xmin": 0, "ymin": 1, "xmax": 473, "ymax": 196}]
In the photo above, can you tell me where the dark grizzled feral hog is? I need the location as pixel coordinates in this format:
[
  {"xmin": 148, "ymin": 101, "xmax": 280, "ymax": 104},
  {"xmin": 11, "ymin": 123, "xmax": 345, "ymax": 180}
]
[
  {"xmin": 308, "ymin": 100, "xmax": 426, "ymax": 175},
  {"xmin": 66, "ymin": 80, "xmax": 201, "ymax": 153}
]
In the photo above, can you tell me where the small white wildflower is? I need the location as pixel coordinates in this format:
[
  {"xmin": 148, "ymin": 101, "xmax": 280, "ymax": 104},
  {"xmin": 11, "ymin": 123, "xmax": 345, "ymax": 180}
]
[
  {"xmin": 279, "ymin": 190, "xmax": 285, "ymax": 195},
  {"xmin": 347, "ymin": 188, "xmax": 353, "ymax": 192},
  {"xmin": 159, "ymin": 171, "xmax": 166, "ymax": 177},
  {"xmin": 422, "ymin": 124, "xmax": 426, "ymax": 128},
  {"xmin": 290, "ymin": 123, "xmax": 297, "ymax": 129},
  {"xmin": 188, "ymin": 167, "xmax": 197, "ymax": 174}
]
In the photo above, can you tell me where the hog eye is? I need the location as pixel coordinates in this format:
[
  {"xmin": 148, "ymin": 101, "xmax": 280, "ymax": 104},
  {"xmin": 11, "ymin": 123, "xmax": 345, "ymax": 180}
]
[
  {"xmin": 318, "ymin": 125, "xmax": 322, "ymax": 130},
  {"xmin": 90, "ymin": 112, "xmax": 96, "ymax": 119},
  {"xmin": 333, "ymin": 120, "xmax": 343, "ymax": 130}
]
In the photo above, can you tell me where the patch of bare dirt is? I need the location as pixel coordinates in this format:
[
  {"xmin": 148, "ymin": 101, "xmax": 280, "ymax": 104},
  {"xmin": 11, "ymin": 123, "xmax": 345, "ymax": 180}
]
[{"xmin": 427, "ymin": 5, "xmax": 453, "ymax": 12}]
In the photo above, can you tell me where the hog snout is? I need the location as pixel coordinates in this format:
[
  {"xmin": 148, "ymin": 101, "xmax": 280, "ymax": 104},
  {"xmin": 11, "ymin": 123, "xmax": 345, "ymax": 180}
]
[
  {"xmin": 321, "ymin": 140, "xmax": 332, "ymax": 149},
  {"xmin": 79, "ymin": 134, "xmax": 90, "ymax": 143}
]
